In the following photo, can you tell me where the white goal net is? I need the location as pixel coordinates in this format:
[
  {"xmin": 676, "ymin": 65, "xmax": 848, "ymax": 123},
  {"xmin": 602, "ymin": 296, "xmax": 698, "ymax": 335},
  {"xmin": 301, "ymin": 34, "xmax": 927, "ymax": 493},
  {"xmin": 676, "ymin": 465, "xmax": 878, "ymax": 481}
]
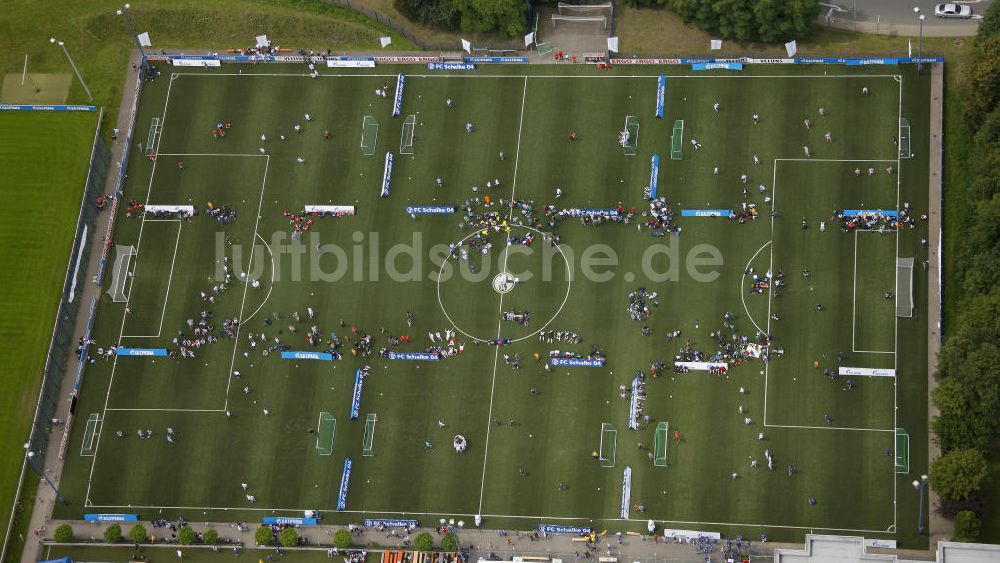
[{"xmin": 551, "ymin": 2, "xmax": 611, "ymax": 29}]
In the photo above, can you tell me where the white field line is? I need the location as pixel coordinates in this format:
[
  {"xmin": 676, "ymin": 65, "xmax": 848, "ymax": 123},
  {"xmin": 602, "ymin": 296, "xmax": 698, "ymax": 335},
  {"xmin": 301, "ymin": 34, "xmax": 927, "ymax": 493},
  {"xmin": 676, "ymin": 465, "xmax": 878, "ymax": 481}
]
[
  {"xmin": 477, "ymin": 76, "xmax": 528, "ymax": 515},
  {"xmin": 223, "ymin": 155, "xmax": 271, "ymax": 412}
]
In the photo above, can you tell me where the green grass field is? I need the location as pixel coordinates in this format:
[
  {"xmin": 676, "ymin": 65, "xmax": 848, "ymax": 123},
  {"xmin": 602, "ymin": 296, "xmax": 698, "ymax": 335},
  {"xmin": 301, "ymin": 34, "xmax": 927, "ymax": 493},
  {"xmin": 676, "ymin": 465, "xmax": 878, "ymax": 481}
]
[
  {"xmin": 54, "ymin": 63, "xmax": 931, "ymax": 547},
  {"xmin": 0, "ymin": 109, "xmax": 99, "ymax": 546}
]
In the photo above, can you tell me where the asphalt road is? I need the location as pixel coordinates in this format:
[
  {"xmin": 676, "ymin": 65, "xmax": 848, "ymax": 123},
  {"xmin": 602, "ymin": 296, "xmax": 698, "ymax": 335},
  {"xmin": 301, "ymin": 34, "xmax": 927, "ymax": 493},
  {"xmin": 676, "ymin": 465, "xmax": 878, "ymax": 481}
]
[{"xmin": 822, "ymin": 0, "xmax": 992, "ymax": 36}]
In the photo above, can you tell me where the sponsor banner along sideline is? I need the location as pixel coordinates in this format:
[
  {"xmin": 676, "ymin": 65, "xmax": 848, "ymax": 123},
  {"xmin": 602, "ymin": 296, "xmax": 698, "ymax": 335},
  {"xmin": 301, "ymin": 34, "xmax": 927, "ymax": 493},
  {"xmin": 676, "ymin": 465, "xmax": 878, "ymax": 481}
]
[
  {"xmin": 280, "ymin": 351, "xmax": 334, "ymax": 361},
  {"xmin": 538, "ymin": 524, "xmax": 592, "ymax": 534},
  {"xmin": 327, "ymin": 59, "xmax": 375, "ymax": 68},
  {"xmin": 262, "ymin": 517, "xmax": 318, "ymax": 525},
  {"xmin": 406, "ymin": 205, "xmax": 455, "ymax": 215},
  {"xmin": 304, "ymin": 205, "xmax": 355, "ymax": 215},
  {"xmin": 839, "ymin": 367, "xmax": 895, "ymax": 377},
  {"xmin": 85, "ymin": 514, "xmax": 139, "ymax": 522},
  {"xmin": 0, "ymin": 104, "xmax": 97, "ymax": 112},
  {"xmin": 550, "ymin": 357, "xmax": 605, "ymax": 368},
  {"xmin": 681, "ymin": 209, "xmax": 732, "ymax": 217},
  {"xmin": 387, "ymin": 351, "xmax": 439, "ymax": 361},
  {"xmin": 117, "ymin": 348, "xmax": 168, "ymax": 357},
  {"xmin": 464, "ymin": 56, "xmax": 527, "ymax": 63},
  {"xmin": 675, "ymin": 361, "xmax": 727, "ymax": 371},
  {"xmin": 428, "ymin": 62, "xmax": 476, "ymax": 71}
]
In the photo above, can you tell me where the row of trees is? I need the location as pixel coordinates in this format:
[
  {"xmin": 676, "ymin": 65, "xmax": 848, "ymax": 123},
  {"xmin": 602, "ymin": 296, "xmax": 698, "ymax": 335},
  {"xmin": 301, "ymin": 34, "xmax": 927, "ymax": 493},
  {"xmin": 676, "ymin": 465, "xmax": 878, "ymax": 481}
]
[
  {"xmin": 393, "ymin": 0, "xmax": 818, "ymax": 43},
  {"xmin": 53, "ymin": 523, "xmax": 218, "ymax": 545},
  {"xmin": 928, "ymin": 1, "xmax": 1000, "ymax": 543},
  {"xmin": 394, "ymin": 0, "xmax": 528, "ymax": 37},
  {"xmin": 53, "ymin": 524, "xmax": 461, "ymax": 551},
  {"xmin": 662, "ymin": 0, "xmax": 819, "ymax": 43}
]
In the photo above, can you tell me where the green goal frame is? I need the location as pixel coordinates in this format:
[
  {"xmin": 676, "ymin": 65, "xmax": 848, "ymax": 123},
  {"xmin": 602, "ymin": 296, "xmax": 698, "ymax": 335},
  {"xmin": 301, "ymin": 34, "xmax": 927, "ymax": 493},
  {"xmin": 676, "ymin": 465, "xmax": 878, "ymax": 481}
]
[
  {"xmin": 316, "ymin": 412, "xmax": 336, "ymax": 456},
  {"xmin": 80, "ymin": 413, "xmax": 100, "ymax": 456},
  {"xmin": 671, "ymin": 120, "xmax": 684, "ymax": 160},
  {"xmin": 653, "ymin": 421, "xmax": 668, "ymax": 467}
]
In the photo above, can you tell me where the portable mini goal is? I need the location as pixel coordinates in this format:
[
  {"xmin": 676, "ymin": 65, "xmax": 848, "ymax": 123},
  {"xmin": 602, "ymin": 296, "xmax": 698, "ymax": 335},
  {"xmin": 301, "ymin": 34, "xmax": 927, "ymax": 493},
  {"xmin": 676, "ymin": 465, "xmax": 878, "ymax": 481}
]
[
  {"xmin": 316, "ymin": 412, "xmax": 336, "ymax": 456},
  {"xmin": 361, "ymin": 116, "xmax": 379, "ymax": 156},
  {"xmin": 671, "ymin": 120, "xmax": 685, "ymax": 160},
  {"xmin": 898, "ymin": 118, "xmax": 912, "ymax": 159},
  {"xmin": 362, "ymin": 413, "xmax": 377, "ymax": 456},
  {"xmin": 896, "ymin": 257, "xmax": 914, "ymax": 318},
  {"xmin": 622, "ymin": 115, "xmax": 638, "ymax": 156},
  {"xmin": 653, "ymin": 422, "xmax": 669, "ymax": 467},
  {"xmin": 599, "ymin": 422, "xmax": 617, "ymax": 467},
  {"xmin": 400, "ymin": 115, "xmax": 416, "ymax": 155}
]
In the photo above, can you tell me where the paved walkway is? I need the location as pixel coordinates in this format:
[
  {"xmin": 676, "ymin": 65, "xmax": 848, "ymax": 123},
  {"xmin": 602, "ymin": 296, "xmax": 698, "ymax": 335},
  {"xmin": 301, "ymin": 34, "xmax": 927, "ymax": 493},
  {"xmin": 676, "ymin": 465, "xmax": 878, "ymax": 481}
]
[
  {"xmin": 822, "ymin": 0, "xmax": 989, "ymax": 37},
  {"xmin": 18, "ymin": 49, "xmax": 146, "ymax": 563},
  {"xmin": 925, "ymin": 62, "xmax": 949, "ymax": 550}
]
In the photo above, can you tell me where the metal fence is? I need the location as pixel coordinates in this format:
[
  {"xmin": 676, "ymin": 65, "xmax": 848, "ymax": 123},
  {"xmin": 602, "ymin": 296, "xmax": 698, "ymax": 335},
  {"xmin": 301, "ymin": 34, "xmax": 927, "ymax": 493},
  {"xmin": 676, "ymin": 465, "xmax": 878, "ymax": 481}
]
[{"xmin": 323, "ymin": 0, "xmax": 524, "ymax": 52}]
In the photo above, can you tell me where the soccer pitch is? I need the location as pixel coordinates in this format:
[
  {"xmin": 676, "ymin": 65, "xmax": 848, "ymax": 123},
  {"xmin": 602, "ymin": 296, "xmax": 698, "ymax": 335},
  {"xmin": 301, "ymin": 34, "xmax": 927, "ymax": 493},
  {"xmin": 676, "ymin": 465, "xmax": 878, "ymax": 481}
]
[{"xmin": 56, "ymin": 63, "xmax": 932, "ymax": 546}]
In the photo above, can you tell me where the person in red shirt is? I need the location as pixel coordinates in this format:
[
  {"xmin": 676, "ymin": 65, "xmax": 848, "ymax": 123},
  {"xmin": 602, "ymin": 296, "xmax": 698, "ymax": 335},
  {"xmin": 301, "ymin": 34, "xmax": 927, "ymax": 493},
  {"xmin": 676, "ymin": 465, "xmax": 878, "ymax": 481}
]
[{"xmin": 568, "ymin": 132, "xmax": 576, "ymax": 141}]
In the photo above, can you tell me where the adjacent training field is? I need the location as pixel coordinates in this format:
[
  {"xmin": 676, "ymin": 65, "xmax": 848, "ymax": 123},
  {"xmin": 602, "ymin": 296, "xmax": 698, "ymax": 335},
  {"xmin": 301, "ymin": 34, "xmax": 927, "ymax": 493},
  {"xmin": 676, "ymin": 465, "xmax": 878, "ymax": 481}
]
[
  {"xmin": 56, "ymin": 63, "xmax": 931, "ymax": 547},
  {"xmin": 0, "ymin": 110, "xmax": 99, "ymax": 534}
]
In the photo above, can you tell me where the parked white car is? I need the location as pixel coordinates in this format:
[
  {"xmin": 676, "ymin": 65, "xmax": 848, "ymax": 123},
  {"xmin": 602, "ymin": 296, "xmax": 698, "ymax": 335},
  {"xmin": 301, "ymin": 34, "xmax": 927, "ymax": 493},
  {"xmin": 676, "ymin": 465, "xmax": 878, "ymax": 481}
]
[{"xmin": 933, "ymin": 3, "xmax": 973, "ymax": 18}]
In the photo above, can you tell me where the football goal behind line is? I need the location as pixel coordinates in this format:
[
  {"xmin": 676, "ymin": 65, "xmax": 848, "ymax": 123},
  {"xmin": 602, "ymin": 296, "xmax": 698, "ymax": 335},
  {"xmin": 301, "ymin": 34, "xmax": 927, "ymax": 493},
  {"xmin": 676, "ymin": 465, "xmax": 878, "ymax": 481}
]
[
  {"xmin": 895, "ymin": 428, "xmax": 910, "ymax": 474},
  {"xmin": 896, "ymin": 257, "xmax": 914, "ymax": 318},
  {"xmin": 552, "ymin": 2, "xmax": 611, "ymax": 29},
  {"xmin": 80, "ymin": 413, "xmax": 100, "ymax": 456},
  {"xmin": 107, "ymin": 245, "xmax": 136, "ymax": 303}
]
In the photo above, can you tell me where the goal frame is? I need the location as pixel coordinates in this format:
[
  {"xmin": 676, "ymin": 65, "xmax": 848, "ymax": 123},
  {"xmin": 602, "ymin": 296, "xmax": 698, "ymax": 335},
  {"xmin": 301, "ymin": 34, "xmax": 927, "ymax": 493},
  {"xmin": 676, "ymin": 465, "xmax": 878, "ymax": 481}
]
[
  {"xmin": 400, "ymin": 114, "xmax": 416, "ymax": 155},
  {"xmin": 622, "ymin": 115, "xmax": 639, "ymax": 156},
  {"xmin": 653, "ymin": 421, "xmax": 668, "ymax": 467},
  {"xmin": 670, "ymin": 120, "xmax": 685, "ymax": 160},
  {"xmin": 316, "ymin": 412, "xmax": 336, "ymax": 456},
  {"xmin": 898, "ymin": 118, "xmax": 912, "ymax": 159},
  {"xmin": 362, "ymin": 413, "xmax": 377, "ymax": 456},
  {"xmin": 599, "ymin": 422, "xmax": 617, "ymax": 467},
  {"xmin": 361, "ymin": 115, "xmax": 379, "ymax": 156}
]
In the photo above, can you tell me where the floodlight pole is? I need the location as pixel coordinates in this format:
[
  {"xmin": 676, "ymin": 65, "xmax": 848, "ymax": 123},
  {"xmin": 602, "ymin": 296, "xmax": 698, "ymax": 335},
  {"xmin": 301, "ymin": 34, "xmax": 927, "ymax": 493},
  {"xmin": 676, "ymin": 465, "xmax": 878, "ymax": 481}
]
[
  {"xmin": 914, "ymin": 7, "xmax": 925, "ymax": 75},
  {"xmin": 24, "ymin": 446, "xmax": 68, "ymax": 506},
  {"xmin": 49, "ymin": 38, "xmax": 93, "ymax": 102},
  {"xmin": 913, "ymin": 474, "xmax": 929, "ymax": 535},
  {"xmin": 117, "ymin": 4, "xmax": 148, "ymax": 69}
]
